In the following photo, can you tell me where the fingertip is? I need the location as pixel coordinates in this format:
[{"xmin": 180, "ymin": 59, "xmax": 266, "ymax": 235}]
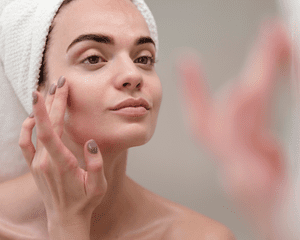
[
  {"xmin": 178, "ymin": 55, "xmax": 202, "ymax": 76},
  {"xmin": 257, "ymin": 18, "xmax": 290, "ymax": 54},
  {"xmin": 22, "ymin": 114, "xmax": 36, "ymax": 130},
  {"xmin": 57, "ymin": 76, "xmax": 66, "ymax": 89},
  {"xmin": 85, "ymin": 139, "xmax": 106, "ymax": 199},
  {"xmin": 19, "ymin": 115, "xmax": 37, "ymax": 165},
  {"xmin": 173, "ymin": 47, "xmax": 202, "ymax": 74},
  {"xmin": 32, "ymin": 91, "xmax": 38, "ymax": 105},
  {"xmin": 87, "ymin": 139, "xmax": 99, "ymax": 155},
  {"xmin": 241, "ymin": 19, "xmax": 291, "ymax": 91},
  {"xmin": 27, "ymin": 113, "xmax": 36, "ymax": 126},
  {"xmin": 32, "ymin": 90, "xmax": 46, "ymax": 109},
  {"xmin": 31, "ymin": 91, "xmax": 40, "ymax": 119},
  {"xmin": 56, "ymin": 76, "xmax": 69, "ymax": 95}
]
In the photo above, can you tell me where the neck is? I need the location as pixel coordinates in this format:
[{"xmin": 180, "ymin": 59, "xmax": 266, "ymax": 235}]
[
  {"xmin": 91, "ymin": 151, "xmax": 130, "ymax": 236},
  {"xmin": 90, "ymin": 149, "xmax": 130, "ymax": 236}
]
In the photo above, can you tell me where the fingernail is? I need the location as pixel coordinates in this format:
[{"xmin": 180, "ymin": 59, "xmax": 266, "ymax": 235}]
[
  {"xmin": 49, "ymin": 83, "xmax": 57, "ymax": 95},
  {"xmin": 57, "ymin": 76, "xmax": 66, "ymax": 88},
  {"xmin": 29, "ymin": 112, "xmax": 34, "ymax": 118},
  {"xmin": 87, "ymin": 140, "xmax": 98, "ymax": 154},
  {"xmin": 32, "ymin": 92, "xmax": 38, "ymax": 105}
]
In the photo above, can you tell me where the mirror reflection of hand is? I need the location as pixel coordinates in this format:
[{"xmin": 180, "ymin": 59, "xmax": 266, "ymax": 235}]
[
  {"xmin": 19, "ymin": 77, "xmax": 107, "ymax": 227},
  {"xmin": 178, "ymin": 19, "xmax": 291, "ymax": 236}
]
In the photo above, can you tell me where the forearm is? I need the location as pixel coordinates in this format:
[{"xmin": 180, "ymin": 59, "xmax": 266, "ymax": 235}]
[{"xmin": 48, "ymin": 216, "xmax": 91, "ymax": 240}]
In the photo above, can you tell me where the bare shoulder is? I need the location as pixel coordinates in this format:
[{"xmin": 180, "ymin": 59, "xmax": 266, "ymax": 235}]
[
  {"xmin": 145, "ymin": 190, "xmax": 235, "ymax": 239},
  {"xmin": 0, "ymin": 172, "xmax": 38, "ymax": 223},
  {"xmin": 0, "ymin": 173, "xmax": 47, "ymax": 240},
  {"xmin": 162, "ymin": 209, "xmax": 236, "ymax": 240},
  {"xmin": 126, "ymin": 178, "xmax": 236, "ymax": 240}
]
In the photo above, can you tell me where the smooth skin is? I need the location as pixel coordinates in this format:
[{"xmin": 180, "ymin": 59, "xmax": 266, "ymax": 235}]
[
  {"xmin": 0, "ymin": 0, "xmax": 235, "ymax": 239},
  {"xmin": 178, "ymin": 19, "xmax": 291, "ymax": 239}
]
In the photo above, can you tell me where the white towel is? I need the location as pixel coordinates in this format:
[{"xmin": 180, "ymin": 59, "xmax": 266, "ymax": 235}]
[{"xmin": 0, "ymin": 0, "xmax": 158, "ymax": 182}]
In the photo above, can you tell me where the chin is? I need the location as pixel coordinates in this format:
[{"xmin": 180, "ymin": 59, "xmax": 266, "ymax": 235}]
[{"xmin": 112, "ymin": 124, "xmax": 155, "ymax": 149}]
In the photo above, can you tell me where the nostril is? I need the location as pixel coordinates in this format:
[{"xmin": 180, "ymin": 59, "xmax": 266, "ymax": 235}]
[
  {"xmin": 136, "ymin": 83, "xmax": 141, "ymax": 88},
  {"xmin": 123, "ymin": 82, "xmax": 130, "ymax": 87}
]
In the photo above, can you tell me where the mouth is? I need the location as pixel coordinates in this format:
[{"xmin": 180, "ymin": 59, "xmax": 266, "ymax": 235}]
[{"xmin": 111, "ymin": 98, "xmax": 150, "ymax": 111}]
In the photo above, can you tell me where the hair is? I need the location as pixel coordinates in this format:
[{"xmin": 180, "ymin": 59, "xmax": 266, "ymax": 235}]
[{"xmin": 38, "ymin": 0, "xmax": 76, "ymax": 90}]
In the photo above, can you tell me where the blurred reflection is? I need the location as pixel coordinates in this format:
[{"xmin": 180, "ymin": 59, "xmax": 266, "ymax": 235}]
[{"xmin": 178, "ymin": 18, "xmax": 294, "ymax": 239}]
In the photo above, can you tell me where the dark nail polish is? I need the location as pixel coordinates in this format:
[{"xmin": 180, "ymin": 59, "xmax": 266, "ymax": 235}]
[
  {"xmin": 29, "ymin": 112, "xmax": 34, "ymax": 118},
  {"xmin": 88, "ymin": 140, "xmax": 98, "ymax": 154},
  {"xmin": 32, "ymin": 92, "xmax": 38, "ymax": 105},
  {"xmin": 57, "ymin": 76, "xmax": 66, "ymax": 88},
  {"xmin": 49, "ymin": 83, "xmax": 57, "ymax": 95}
]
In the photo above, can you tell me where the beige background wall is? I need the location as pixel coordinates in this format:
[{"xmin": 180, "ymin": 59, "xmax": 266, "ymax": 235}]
[{"xmin": 126, "ymin": 1, "xmax": 288, "ymax": 239}]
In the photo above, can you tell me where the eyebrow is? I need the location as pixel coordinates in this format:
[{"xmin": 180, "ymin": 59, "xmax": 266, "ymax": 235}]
[{"xmin": 66, "ymin": 34, "xmax": 156, "ymax": 52}]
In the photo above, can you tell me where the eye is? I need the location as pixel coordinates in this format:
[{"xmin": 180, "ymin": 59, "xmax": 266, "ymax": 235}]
[
  {"xmin": 134, "ymin": 56, "xmax": 156, "ymax": 66},
  {"xmin": 82, "ymin": 55, "xmax": 106, "ymax": 65}
]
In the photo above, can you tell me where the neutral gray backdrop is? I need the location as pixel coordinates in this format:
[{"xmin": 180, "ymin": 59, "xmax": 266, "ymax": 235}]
[{"xmin": 126, "ymin": 1, "xmax": 293, "ymax": 239}]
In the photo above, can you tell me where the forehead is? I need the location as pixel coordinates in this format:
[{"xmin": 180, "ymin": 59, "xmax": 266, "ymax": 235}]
[{"xmin": 53, "ymin": 0, "xmax": 150, "ymax": 41}]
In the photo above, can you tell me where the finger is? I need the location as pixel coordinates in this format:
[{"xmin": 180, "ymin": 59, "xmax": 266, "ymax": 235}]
[
  {"xmin": 32, "ymin": 91, "xmax": 67, "ymax": 165},
  {"xmin": 36, "ymin": 83, "xmax": 56, "ymax": 152},
  {"xmin": 34, "ymin": 83, "xmax": 56, "ymax": 152},
  {"xmin": 45, "ymin": 83, "xmax": 57, "ymax": 114},
  {"xmin": 254, "ymin": 128, "xmax": 285, "ymax": 178},
  {"xmin": 177, "ymin": 53, "xmax": 212, "ymax": 133},
  {"xmin": 49, "ymin": 76, "xmax": 68, "ymax": 138},
  {"xmin": 230, "ymin": 19, "xmax": 291, "ymax": 139},
  {"xmin": 19, "ymin": 115, "xmax": 36, "ymax": 166},
  {"xmin": 84, "ymin": 140, "xmax": 107, "ymax": 201},
  {"xmin": 237, "ymin": 19, "xmax": 291, "ymax": 107}
]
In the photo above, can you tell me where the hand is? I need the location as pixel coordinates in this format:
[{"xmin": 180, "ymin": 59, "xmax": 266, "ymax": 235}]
[
  {"xmin": 178, "ymin": 19, "xmax": 291, "ymax": 236},
  {"xmin": 18, "ymin": 77, "xmax": 107, "ymax": 227}
]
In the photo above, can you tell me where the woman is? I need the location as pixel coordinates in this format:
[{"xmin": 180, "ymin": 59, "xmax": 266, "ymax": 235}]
[{"xmin": 0, "ymin": 0, "xmax": 235, "ymax": 239}]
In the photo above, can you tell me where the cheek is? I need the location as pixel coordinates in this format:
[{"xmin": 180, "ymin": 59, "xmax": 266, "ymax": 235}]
[
  {"xmin": 66, "ymin": 70, "xmax": 111, "ymax": 109},
  {"xmin": 146, "ymin": 78, "xmax": 163, "ymax": 137},
  {"xmin": 62, "ymin": 83, "xmax": 109, "ymax": 142},
  {"xmin": 151, "ymin": 78, "xmax": 163, "ymax": 112},
  {"xmin": 63, "ymin": 105, "xmax": 115, "ymax": 147}
]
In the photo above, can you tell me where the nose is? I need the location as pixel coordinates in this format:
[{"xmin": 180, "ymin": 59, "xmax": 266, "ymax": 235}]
[{"xmin": 113, "ymin": 56, "xmax": 143, "ymax": 91}]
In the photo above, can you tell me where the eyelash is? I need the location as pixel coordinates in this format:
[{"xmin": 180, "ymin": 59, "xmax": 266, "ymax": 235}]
[
  {"xmin": 134, "ymin": 56, "xmax": 157, "ymax": 66},
  {"xmin": 82, "ymin": 55, "xmax": 106, "ymax": 65},
  {"xmin": 82, "ymin": 55, "xmax": 157, "ymax": 66}
]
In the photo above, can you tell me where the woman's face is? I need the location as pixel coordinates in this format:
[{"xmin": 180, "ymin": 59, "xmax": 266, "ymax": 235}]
[{"xmin": 41, "ymin": 0, "xmax": 162, "ymax": 151}]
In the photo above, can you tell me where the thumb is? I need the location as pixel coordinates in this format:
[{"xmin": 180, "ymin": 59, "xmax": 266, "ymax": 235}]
[{"xmin": 84, "ymin": 139, "xmax": 107, "ymax": 199}]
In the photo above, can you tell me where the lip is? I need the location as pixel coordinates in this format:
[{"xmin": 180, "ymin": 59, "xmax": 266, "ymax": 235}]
[
  {"xmin": 111, "ymin": 98, "xmax": 150, "ymax": 111},
  {"xmin": 110, "ymin": 98, "xmax": 150, "ymax": 117}
]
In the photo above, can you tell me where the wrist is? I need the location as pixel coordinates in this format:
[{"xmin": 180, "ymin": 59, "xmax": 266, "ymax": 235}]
[{"xmin": 48, "ymin": 215, "xmax": 92, "ymax": 240}]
